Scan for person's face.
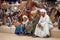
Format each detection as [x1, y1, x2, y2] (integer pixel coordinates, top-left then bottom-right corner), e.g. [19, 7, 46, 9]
[40, 12, 45, 17]
[23, 17, 27, 22]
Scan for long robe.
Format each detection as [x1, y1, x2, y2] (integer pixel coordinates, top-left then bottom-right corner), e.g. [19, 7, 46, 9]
[34, 14, 53, 37]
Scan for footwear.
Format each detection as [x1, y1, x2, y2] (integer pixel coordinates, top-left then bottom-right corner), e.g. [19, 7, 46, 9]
[43, 35, 50, 38]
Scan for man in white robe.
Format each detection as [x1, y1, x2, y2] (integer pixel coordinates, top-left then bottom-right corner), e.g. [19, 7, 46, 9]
[34, 9, 53, 38]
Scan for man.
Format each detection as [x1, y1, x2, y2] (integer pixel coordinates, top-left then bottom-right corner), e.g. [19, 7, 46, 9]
[2, 1, 7, 25]
[34, 9, 53, 38]
[25, 10, 40, 35]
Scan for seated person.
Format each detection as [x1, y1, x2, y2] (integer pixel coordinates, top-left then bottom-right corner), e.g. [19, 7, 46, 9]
[15, 20, 25, 35]
[22, 15, 30, 27]
[15, 15, 29, 35]
[34, 9, 53, 38]
[25, 10, 40, 35]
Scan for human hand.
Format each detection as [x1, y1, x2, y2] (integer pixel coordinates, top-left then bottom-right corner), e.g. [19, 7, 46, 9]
[38, 23, 41, 27]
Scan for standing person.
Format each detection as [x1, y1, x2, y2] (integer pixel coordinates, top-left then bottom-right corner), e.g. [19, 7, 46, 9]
[7, 17, 12, 27]
[2, 1, 7, 25]
[34, 9, 53, 38]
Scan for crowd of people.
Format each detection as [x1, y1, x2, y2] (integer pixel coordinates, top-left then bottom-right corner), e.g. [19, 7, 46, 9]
[0, 0, 55, 38]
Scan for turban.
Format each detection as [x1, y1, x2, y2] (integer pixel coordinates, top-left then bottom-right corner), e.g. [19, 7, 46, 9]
[40, 9, 47, 14]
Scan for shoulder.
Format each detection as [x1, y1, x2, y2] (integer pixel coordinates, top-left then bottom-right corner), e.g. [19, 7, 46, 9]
[45, 15, 50, 18]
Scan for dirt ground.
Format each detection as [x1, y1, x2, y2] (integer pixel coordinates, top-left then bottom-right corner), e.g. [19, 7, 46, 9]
[0, 33, 60, 40]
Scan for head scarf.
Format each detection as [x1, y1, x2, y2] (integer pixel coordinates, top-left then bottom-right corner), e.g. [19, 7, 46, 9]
[22, 15, 28, 19]
[40, 9, 47, 14]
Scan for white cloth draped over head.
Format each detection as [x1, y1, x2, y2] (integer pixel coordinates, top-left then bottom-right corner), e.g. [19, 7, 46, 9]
[40, 9, 47, 14]
[22, 15, 29, 27]
[22, 15, 28, 19]
[34, 9, 53, 37]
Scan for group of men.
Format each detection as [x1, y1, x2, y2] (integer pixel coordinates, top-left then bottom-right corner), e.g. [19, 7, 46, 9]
[15, 9, 53, 38]
[0, 0, 54, 38]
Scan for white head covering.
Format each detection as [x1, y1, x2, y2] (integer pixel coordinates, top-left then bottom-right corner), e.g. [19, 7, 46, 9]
[22, 15, 29, 27]
[40, 9, 47, 14]
[22, 15, 28, 19]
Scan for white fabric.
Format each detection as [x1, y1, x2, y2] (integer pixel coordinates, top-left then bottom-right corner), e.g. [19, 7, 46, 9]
[40, 9, 47, 14]
[22, 15, 29, 27]
[34, 14, 53, 37]
[22, 19, 29, 27]
[22, 15, 28, 19]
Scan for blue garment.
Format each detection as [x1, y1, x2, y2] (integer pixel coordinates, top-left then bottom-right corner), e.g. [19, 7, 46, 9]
[15, 25, 25, 34]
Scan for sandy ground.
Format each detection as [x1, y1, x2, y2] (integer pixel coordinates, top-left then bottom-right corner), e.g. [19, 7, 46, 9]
[0, 33, 60, 40]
